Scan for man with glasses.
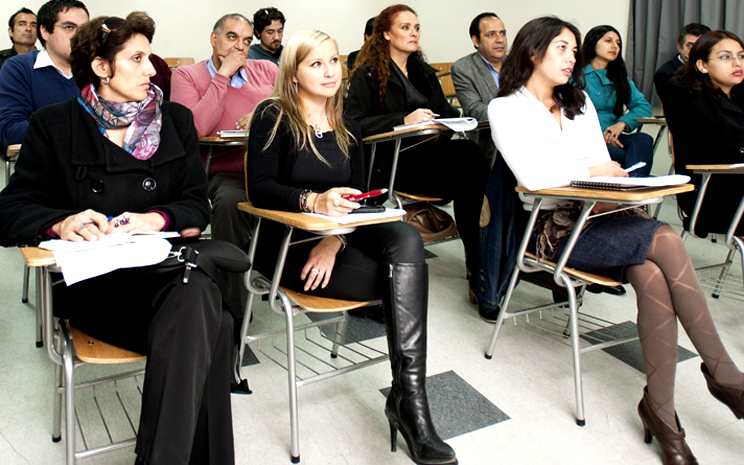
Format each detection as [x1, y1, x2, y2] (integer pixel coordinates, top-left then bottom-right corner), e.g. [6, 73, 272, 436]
[0, 8, 38, 70]
[0, 0, 88, 148]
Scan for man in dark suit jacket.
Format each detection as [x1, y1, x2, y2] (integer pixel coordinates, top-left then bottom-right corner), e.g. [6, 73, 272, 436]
[653, 23, 710, 96]
[451, 12, 507, 164]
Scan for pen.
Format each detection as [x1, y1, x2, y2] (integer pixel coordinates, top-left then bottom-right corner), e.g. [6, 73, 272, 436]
[343, 189, 388, 202]
[625, 162, 646, 173]
[431, 113, 440, 117]
[81, 215, 130, 228]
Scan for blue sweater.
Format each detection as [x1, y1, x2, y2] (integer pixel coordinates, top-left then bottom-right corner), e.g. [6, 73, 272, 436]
[246, 44, 281, 65]
[0, 50, 80, 147]
[583, 64, 651, 132]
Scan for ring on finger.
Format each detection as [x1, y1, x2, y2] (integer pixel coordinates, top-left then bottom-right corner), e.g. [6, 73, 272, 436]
[333, 199, 340, 207]
[311, 268, 320, 275]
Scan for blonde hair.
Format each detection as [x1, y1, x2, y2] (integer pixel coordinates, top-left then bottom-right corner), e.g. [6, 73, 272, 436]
[261, 29, 354, 164]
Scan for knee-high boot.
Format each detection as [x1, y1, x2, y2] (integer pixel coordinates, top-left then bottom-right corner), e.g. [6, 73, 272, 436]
[381, 263, 457, 465]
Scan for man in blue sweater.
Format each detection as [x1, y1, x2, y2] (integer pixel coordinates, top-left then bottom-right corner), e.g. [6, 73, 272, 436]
[0, 0, 88, 148]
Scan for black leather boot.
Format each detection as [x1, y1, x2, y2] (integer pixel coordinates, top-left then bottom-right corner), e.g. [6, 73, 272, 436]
[380, 263, 457, 465]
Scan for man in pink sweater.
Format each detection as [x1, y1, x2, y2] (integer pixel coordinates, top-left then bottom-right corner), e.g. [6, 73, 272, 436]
[172, 13, 277, 315]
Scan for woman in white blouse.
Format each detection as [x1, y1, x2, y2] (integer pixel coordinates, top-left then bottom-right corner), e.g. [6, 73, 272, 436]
[488, 16, 744, 465]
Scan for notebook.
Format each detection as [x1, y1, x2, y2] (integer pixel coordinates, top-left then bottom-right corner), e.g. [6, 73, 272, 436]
[570, 174, 691, 191]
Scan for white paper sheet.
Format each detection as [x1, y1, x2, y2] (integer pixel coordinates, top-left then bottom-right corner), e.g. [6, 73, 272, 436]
[40, 233, 178, 285]
[393, 117, 478, 132]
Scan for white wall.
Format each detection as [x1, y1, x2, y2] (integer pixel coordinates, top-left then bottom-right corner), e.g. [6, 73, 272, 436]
[2, 0, 630, 63]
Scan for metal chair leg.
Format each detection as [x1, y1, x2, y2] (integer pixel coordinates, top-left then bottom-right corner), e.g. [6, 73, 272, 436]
[61, 329, 76, 464]
[283, 294, 301, 464]
[35, 267, 43, 347]
[564, 274, 585, 426]
[711, 248, 736, 299]
[52, 332, 64, 443]
[484, 267, 521, 358]
[22, 264, 30, 303]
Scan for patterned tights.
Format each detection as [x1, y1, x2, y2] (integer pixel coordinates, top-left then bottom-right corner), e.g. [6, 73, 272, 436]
[626, 225, 744, 429]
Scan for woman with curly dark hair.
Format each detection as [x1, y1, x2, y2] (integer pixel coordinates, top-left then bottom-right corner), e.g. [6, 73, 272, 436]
[580, 25, 654, 177]
[345, 4, 489, 315]
[0, 12, 236, 464]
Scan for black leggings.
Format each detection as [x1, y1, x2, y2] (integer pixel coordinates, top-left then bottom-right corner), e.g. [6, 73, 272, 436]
[255, 221, 424, 301]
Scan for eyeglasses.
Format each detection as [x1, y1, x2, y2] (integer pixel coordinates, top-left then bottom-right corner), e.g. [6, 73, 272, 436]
[101, 17, 126, 46]
[708, 53, 744, 65]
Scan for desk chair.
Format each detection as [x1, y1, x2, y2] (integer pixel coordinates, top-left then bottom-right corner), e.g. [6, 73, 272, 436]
[682, 165, 744, 300]
[6, 144, 36, 340]
[484, 183, 693, 425]
[636, 117, 670, 219]
[163, 57, 194, 69]
[198, 136, 247, 175]
[3, 143, 20, 186]
[234, 200, 394, 463]
[22, 247, 146, 464]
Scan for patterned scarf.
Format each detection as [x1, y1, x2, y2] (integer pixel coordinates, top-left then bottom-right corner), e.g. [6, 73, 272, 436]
[79, 83, 163, 160]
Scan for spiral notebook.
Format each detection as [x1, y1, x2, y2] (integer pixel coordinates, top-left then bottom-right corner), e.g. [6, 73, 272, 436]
[570, 174, 691, 191]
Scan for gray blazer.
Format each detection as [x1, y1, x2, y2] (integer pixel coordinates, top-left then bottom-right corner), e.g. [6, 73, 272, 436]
[451, 52, 499, 162]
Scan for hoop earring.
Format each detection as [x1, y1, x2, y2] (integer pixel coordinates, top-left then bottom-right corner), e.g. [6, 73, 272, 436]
[294, 82, 298, 94]
[101, 76, 110, 85]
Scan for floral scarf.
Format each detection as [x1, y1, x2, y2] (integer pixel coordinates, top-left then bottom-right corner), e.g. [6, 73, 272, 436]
[78, 83, 163, 160]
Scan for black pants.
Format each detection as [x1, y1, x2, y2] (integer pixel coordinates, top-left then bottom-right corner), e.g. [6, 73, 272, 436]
[255, 221, 425, 301]
[53, 265, 235, 465]
[394, 138, 489, 276]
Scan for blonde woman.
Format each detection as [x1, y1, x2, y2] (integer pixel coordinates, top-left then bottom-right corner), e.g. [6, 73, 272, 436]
[247, 30, 457, 465]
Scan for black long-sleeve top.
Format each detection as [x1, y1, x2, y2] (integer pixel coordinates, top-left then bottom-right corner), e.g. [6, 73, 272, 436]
[247, 100, 365, 211]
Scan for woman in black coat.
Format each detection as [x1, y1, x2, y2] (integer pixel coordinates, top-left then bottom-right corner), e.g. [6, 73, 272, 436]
[0, 14, 235, 464]
[345, 4, 489, 307]
[660, 30, 744, 237]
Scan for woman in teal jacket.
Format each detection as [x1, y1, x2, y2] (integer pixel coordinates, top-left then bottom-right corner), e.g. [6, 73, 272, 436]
[581, 25, 654, 177]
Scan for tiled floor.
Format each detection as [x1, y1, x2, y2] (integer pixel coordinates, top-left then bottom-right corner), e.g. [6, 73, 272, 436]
[2, 141, 744, 464]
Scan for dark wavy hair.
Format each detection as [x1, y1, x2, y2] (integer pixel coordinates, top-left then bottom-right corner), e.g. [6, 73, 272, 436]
[498, 16, 586, 120]
[37, 0, 88, 47]
[70, 12, 155, 89]
[252, 7, 284, 36]
[678, 30, 744, 99]
[581, 25, 629, 119]
[350, 4, 424, 105]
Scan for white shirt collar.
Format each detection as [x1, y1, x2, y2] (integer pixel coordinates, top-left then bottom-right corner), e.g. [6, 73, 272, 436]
[33, 49, 73, 79]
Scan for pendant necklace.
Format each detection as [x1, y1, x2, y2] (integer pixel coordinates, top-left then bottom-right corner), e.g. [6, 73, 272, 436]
[310, 114, 328, 139]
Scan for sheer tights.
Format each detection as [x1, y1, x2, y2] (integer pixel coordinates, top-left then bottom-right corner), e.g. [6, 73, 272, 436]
[626, 225, 744, 429]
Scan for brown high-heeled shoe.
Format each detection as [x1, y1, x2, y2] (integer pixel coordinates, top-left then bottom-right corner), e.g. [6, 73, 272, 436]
[637, 387, 698, 465]
[701, 363, 744, 420]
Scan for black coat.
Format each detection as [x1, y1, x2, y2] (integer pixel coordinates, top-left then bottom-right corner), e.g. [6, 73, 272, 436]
[660, 81, 744, 236]
[345, 54, 458, 137]
[0, 99, 209, 246]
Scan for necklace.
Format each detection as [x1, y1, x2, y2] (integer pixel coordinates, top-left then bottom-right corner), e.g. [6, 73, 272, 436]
[310, 114, 328, 139]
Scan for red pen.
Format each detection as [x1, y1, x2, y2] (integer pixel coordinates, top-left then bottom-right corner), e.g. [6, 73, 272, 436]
[343, 188, 388, 202]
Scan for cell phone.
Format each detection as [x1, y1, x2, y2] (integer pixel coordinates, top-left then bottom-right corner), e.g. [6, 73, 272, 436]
[343, 188, 388, 202]
[349, 205, 386, 214]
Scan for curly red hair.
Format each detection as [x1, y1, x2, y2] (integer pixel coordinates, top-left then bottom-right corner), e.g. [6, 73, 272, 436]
[350, 4, 423, 105]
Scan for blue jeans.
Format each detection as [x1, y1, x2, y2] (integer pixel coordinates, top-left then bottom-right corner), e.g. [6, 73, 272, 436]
[607, 132, 654, 177]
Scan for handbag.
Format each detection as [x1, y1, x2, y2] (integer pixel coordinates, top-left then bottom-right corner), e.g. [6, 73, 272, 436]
[403, 202, 458, 242]
[163, 238, 251, 286]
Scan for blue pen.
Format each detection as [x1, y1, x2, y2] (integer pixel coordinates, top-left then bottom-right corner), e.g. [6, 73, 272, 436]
[625, 162, 647, 173]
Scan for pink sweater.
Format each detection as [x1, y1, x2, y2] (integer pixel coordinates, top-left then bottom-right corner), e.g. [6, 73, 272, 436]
[171, 59, 277, 174]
